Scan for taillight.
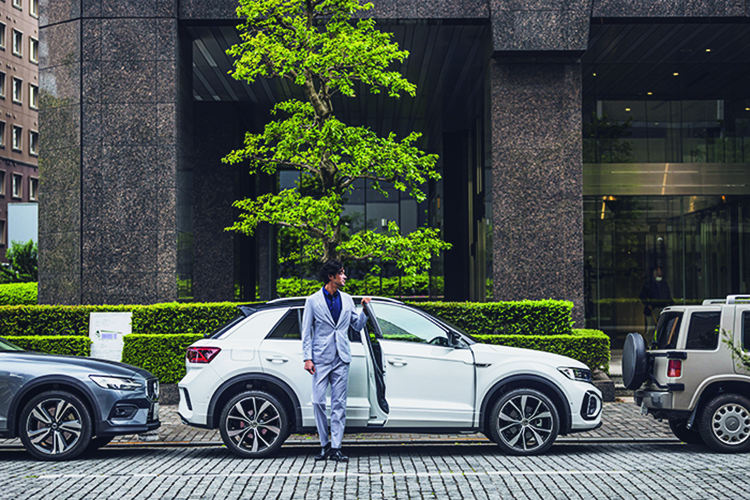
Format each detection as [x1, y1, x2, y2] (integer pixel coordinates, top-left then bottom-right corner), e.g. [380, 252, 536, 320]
[668, 359, 682, 378]
[187, 347, 221, 363]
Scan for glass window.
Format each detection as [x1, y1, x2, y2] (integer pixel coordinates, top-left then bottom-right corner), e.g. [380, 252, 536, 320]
[12, 29, 21, 56]
[266, 310, 301, 339]
[0, 122, 4, 147]
[12, 77, 21, 103]
[742, 311, 750, 351]
[685, 311, 721, 350]
[28, 83, 37, 109]
[12, 173, 21, 198]
[0, 171, 5, 194]
[29, 177, 37, 201]
[370, 303, 448, 345]
[655, 311, 683, 350]
[28, 130, 37, 156]
[0, 335, 21, 352]
[12, 0, 21, 9]
[30, 0, 38, 18]
[0, 72, 5, 98]
[0, 220, 5, 245]
[11, 125, 21, 151]
[29, 37, 37, 63]
[0, 23, 6, 49]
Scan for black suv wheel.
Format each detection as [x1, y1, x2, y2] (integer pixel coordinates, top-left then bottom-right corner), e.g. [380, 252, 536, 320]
[219, 390, 289, 458]
[699, 393, 750, 453]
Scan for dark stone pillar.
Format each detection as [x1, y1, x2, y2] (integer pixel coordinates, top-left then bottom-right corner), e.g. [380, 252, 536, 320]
[490, 57, 584, 323]
[39, 1, 187, 304]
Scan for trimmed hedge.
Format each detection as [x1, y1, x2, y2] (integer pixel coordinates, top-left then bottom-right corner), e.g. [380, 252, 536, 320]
[122, 334, 204, 384]
[411, 300, 575, 336]
[474, 329, 610, 371]
[3, 335, 92, 356]
[0, 282, 38, 305]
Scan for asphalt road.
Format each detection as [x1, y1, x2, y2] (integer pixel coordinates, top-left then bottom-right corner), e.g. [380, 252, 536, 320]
[2, 442, 749, 499]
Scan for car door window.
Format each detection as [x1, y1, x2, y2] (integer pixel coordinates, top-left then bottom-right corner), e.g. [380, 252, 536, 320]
[266, 310, 301, 339]
[370, 303, 449, 345]
[744, 311, 750, 351]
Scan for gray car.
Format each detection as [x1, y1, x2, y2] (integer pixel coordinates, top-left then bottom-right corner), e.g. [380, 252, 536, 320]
[0, 336, 160, 460]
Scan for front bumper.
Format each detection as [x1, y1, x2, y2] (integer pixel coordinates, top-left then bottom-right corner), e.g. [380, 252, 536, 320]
[94, 380, 161, 437]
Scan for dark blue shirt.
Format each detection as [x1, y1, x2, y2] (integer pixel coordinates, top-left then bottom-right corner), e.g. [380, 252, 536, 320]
[322, 287, 342, 325]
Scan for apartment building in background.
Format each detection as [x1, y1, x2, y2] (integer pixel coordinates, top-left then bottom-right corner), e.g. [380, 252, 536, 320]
[0, 0, 39, 260]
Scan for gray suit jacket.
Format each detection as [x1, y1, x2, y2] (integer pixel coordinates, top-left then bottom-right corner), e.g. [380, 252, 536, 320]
[301, 288, 367, 365]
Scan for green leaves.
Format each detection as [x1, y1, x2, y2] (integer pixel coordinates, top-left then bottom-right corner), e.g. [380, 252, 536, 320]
[224, 0, 448, 272]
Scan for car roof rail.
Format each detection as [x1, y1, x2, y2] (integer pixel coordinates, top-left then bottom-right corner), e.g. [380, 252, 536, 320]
[702, 298, 727, 305]
[727, 295, 750, 304]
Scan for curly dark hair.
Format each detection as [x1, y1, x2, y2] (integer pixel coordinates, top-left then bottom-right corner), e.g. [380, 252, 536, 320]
[319, 260, 343, 284]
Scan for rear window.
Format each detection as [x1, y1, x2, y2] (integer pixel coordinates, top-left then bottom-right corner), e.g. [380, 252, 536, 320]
[267, 310, 301, 340]
[655, 311, 683, 349]
[685, 311, 721, 350]
[743, 311, 750, 351]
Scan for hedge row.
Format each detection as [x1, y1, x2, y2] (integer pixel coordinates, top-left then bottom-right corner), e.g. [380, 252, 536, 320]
[411, 300, 574, 336]
[474, 329, 610, 371]
[0, 282, 38, 305]
[0, 303, 258, 337]
[3, 335, 91, 356]
[122, 334, 204, 384]
[0, 300, 573, 338]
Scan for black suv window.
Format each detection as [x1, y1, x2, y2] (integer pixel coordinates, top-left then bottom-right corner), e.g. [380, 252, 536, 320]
[655, 311, 683, 349]
[267, 310, 301, 340]
[743, 311, 750, 351]
[685, 311, 721, 350]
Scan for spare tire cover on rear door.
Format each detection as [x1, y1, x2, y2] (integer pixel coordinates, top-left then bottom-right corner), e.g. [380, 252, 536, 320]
[622, 333, 649, 390]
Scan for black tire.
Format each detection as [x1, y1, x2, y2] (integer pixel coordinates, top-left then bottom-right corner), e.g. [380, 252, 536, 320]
[698, 393, 750, 453]
[19, 390, 92, 461]
[622, 333, 649, 390]
[488, 388, 559, 456]
[668, 419, 703, 444]
[219, 390, 289, 458]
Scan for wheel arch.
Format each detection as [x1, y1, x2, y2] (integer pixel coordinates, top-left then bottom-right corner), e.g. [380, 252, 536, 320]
[479, 374, 572, 435]
[692, 380, 750, 417]
[207, 373, 302, 431]
[9, 376, 101, 438]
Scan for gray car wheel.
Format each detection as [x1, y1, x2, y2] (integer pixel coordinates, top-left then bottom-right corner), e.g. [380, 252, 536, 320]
[699, 393, 750, 453]
[489, 388, 559, 455]
[219, 390, 288, 458]
[19, 390, 92, 461]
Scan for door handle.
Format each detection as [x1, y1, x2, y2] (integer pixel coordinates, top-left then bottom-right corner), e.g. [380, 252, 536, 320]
[265, 356, 289, 363]
[387, 358, 407, 367]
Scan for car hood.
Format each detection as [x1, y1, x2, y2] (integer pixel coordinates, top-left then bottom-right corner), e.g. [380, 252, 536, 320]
[471, 342, 589, 369]
[4, 351, 154, 379]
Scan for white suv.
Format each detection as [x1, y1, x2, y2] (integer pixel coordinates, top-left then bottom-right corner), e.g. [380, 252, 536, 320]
[178, 298, 602, 457]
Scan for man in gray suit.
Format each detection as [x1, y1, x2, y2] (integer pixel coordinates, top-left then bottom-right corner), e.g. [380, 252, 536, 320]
[302, 260, 370, 462]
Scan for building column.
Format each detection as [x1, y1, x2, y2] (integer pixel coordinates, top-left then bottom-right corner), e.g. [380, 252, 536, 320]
[490, 56, 584, 322]
[39, 1, 188, 304]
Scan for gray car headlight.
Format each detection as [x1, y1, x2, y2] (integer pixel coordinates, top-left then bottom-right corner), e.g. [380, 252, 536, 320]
[557, 367, 593, 383]
[90, 375, 143, 391]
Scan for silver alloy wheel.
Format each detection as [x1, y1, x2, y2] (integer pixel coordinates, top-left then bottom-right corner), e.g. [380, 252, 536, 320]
[25, 397, 84, 456]
[225, 395, 282, 454]
[710, 403, 750, 445]
[496, 394, 555, 453]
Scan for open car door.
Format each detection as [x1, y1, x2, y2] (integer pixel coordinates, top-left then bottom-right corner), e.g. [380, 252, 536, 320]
[362, 303, 389, 426]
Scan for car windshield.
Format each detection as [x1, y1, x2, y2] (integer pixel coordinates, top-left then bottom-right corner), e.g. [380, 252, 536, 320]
[0, 336, 24, 352]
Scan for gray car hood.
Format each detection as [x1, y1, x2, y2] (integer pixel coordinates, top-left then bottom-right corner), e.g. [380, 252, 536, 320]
[4, 351, 152, 379]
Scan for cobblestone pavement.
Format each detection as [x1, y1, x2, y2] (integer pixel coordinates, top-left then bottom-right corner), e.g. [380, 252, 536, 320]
[0, 399, 675, 449]
[1, 442, 749, 499]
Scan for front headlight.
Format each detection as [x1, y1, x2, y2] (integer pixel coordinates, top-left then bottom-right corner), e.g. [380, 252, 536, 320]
[90, 375, 143, 391]
[557, 367, 593, 383]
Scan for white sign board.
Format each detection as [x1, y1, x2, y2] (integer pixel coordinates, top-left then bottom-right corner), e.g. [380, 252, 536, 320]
[89, 312, 132, 362]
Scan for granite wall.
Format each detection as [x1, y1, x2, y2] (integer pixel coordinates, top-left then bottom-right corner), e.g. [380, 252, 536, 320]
[39, 0, 189, 304]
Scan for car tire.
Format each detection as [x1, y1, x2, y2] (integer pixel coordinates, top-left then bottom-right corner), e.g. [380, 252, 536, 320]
[219, 390, 289, 458]
[668, 419, 703, 444]
[698, 393, 750, 453]
[488, 388, 560, 456]
[19, 390, 92, 461]
[622, 333, 649, 390]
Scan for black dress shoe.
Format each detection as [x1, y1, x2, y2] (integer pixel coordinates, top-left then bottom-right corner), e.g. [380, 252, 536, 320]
[329, 448, 348, 462]
[314, 444, 331, 461]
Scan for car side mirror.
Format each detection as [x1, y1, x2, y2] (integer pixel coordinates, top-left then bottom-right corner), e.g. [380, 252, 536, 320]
[449, 331, 467, 349]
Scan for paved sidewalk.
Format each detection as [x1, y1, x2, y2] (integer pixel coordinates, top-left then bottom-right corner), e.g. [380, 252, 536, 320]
[0, 398, 676, 449]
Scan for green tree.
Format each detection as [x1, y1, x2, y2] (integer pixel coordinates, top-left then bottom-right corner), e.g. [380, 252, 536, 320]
[223, 0, 450, 275]
[2, 240, 38, 283]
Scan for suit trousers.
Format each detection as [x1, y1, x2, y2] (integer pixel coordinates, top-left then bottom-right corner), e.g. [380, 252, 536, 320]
[311, 353, 349, 449]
